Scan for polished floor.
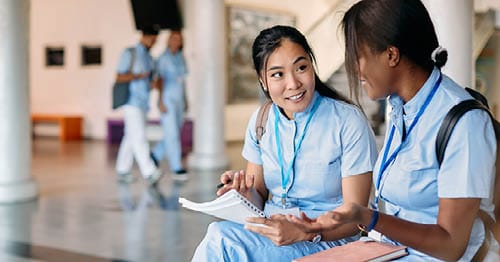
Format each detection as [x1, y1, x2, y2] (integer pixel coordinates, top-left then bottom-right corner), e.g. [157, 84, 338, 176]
[2, 138, 500, 262]
[0, 138, 247, 262]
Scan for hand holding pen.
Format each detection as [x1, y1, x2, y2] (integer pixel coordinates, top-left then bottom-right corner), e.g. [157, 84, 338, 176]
[216, 170, 255, 197]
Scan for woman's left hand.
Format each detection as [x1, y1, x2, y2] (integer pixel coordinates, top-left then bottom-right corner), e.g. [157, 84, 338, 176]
[245, 214, 314, 246]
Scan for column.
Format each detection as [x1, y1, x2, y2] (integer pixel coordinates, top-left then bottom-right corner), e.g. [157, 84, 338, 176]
[426, 0, 474, 88]
[185, 0, 229, 170]
[492, 32, 500, 118]
[0, 0, 37, 202]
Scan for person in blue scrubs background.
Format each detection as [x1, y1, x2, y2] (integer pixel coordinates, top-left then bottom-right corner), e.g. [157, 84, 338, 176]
[115, 26, 163, 186]
[291, 0, 500, 261]
[191, 25, 378, 261]
[151, 30, 189, 181]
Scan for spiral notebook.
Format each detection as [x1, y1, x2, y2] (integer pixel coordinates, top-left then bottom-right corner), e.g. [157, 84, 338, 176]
[179, 189, 266, 225]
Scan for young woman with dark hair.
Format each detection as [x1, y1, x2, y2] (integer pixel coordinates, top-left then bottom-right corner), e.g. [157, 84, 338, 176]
[191, 25, 377, 261]
[291, 0, 500, 260]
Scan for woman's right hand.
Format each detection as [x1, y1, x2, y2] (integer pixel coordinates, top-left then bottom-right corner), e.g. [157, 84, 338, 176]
[288, 202, 364, 233]
[158, 102, 167, 113]
[216, 170, 255, 197]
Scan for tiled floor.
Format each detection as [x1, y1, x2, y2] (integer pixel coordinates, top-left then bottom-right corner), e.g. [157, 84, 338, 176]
[0, 138, 247, 262]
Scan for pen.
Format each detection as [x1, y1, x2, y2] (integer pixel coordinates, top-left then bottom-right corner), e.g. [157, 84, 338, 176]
[216, 180, 232, 189]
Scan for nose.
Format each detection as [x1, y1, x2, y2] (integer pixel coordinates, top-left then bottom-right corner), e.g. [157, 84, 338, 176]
[286, 73, 301, 90]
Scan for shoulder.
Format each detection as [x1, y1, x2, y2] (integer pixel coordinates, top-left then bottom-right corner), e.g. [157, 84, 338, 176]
[438, 75, 472, 104]
[248, 103, 270, 127]
[438, 75, 490, 117]
[319, 96, 366, 122]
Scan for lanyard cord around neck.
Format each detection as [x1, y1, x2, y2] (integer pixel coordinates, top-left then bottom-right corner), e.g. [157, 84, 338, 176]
[373, 74, 442, 209]
[274, 96, 322, 207]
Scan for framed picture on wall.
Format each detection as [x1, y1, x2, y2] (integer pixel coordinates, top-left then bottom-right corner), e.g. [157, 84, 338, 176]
[45, 47, 65, 67]
[81, 45, 102, 66]
[227, 6, 295, 104]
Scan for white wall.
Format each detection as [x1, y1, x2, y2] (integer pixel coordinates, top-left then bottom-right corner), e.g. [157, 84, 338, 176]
[30, 0, 344, 141]
[31, 0, 167, 140]
[220, 0, 345, 141]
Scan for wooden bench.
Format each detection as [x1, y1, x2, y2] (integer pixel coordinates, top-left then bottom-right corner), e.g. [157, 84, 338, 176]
[31, 114, 83, 141]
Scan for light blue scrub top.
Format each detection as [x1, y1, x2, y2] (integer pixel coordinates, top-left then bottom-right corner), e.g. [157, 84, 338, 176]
[375, 68, 497, 261]
[116, 43, 155, 112]
[156, 49, 187, 103]
[242, 92, 378, 218]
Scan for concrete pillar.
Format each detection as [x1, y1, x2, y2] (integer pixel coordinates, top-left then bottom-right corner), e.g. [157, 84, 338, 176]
[186, 0, 229, 170]
[0, 0, 37, 202]
[426, 0, 474, 88]
[492, 32, 500, 118]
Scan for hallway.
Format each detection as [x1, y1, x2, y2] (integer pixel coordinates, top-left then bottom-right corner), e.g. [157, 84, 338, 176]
[0, 138, 246, 262]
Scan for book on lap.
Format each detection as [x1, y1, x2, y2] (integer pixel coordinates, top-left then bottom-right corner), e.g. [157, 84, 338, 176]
[179, 189, 266, 225]
[293, 237, 408, 262]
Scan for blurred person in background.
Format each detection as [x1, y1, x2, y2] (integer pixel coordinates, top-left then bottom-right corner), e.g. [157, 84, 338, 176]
[115, 25, 163, 186]
[151, 30, 189, 181]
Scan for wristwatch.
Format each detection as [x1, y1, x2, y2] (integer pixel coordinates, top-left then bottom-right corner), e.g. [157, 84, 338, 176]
[309, 233, 322, 243]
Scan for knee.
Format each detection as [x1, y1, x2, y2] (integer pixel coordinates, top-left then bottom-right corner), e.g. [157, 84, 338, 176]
[205, 221, 228, 239]
[202, 221, 242, 244]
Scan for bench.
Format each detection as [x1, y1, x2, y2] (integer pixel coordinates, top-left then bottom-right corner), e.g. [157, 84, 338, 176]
[107, 118, 193, 156]
[31, 114, 83, 142]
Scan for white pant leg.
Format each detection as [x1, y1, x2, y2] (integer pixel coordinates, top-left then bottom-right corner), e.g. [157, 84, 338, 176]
[116, 115, 133, 174]
[117, 105, 157, 178]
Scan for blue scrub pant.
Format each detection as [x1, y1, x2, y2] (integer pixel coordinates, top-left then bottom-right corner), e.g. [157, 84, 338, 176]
[152, 99, 184, 172]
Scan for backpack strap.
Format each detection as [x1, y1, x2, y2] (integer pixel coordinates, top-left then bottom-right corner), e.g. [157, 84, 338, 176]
[435, 99, 490, 166]
[435, 98, 499, 258]
[255, 100, 272, 145]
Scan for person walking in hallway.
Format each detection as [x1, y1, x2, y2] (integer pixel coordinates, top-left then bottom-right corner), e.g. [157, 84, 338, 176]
[115, 26, 163, 186]
[151, 30, 189, 181]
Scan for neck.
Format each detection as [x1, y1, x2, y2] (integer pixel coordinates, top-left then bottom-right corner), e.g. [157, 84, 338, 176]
[281, 108, 294, 120]
[139, 40, 150, 50]
[394, 65, 431, 103]
[169, 47, 179, 54]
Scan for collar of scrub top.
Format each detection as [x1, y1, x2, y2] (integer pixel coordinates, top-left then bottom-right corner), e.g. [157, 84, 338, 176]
[274, 91, 322, 209]
[373, 71, 442, 210]
[136, 42, 149, 54]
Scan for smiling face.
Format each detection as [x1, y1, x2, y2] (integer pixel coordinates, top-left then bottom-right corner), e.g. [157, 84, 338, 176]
[357, 44, 396, 100]
[260, 39, 315, 119]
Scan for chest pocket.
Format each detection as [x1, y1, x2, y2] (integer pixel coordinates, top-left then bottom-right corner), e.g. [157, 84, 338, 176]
[294, 158, 342, 200]
[383, 162, 438, 211]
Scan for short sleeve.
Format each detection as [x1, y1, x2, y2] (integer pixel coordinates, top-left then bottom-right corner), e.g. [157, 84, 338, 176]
[241, 108, 263, 165]
[438, 109, 496, 198]
[340, 108, 378, 177]
[116, 49, 132, 74]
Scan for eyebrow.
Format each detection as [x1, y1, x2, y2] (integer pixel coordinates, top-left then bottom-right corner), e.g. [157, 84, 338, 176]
[267, 56, 307, 71]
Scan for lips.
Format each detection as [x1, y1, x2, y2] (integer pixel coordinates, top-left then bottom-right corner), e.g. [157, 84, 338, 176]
[287, 91, 305, 101]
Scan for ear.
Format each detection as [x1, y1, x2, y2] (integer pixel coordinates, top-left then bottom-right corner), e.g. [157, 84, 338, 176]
[387, 46, 400, 67]
[259, 79, 268, 91]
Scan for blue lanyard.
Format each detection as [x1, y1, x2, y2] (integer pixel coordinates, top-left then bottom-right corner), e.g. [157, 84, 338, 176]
[274, 96, 322, 208]
[373, 74, 442, 209]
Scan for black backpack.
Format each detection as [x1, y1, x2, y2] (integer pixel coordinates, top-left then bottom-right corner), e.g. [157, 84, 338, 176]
[435, 87, 500, 241]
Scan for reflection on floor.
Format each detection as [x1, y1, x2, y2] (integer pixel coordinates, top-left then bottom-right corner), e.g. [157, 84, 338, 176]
[2, 138, 499, 261]
[0, 138, 246, 262]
